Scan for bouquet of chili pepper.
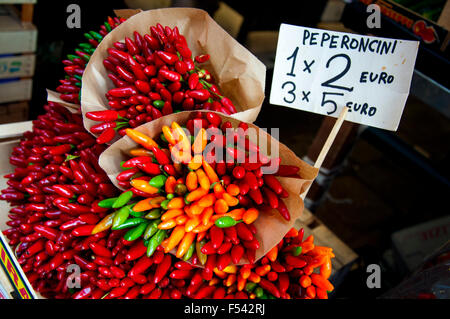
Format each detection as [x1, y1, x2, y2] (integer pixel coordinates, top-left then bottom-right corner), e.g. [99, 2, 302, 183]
[56, 16, 126, 105]
[1, 102, 121, 298]
[85, 23, 239, 144]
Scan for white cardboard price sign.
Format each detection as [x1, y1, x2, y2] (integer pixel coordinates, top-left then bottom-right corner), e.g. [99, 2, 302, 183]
[270, 24, 419, 131]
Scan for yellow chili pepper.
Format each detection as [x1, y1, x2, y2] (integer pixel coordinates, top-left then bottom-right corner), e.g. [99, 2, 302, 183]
[130, 179, 159, 194]
[188, 154, 203, 171]
[125, 128, 158, 149]
[171, 122, 191, 151]
[161, 209, 184, 221]
[192, 128, 207, 153]
[185, 215, 201, 232]
[92, 212, 115, 234]
[195, 168, 210, 190]
[162, 125, 177, 145]
[167, 197, 185, 209]
[202, 158, 219, 183]
[164, 225, 185, 253]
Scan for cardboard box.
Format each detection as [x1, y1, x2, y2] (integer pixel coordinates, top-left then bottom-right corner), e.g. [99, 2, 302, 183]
[0, 6, 37, 54]
[0, 54, 35, 79]
[0, 101, 29, 124]
[392, 215, 450, 272]
[0, 78, 32, 104]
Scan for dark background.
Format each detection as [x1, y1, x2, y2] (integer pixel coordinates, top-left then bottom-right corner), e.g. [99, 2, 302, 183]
[21, 0, 450, 298]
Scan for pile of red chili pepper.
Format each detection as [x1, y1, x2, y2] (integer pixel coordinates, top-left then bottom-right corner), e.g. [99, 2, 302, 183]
[57, 16, 126, 104]
[86, 23, 238, 144]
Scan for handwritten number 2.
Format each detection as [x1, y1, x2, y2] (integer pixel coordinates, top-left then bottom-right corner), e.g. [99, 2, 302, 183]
[282, 81, 296, 104]
[321, 54, 354, 92]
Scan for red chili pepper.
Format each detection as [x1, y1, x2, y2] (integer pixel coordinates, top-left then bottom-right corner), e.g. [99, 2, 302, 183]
[262, 174, 283, 194]
[158, 69, 181, 82]
[125, 241, 147, 261]
[189, 89, 210, 101]
[129, 256, 154, 277]
[202, 254, 216, 281]
[248, 188, 263, 205]
[34, 225, 59, 241]
[262, 186, 279, 209]
[276, 198, 291, 221]
[194, 285, 215, 299]
[154, 254, 171, 284]
[210, 226, 224, 249]
[236, 223, 253, 241]
[156, 51, 178, 65]
[285, 255, 307, 268]
[259, 278, 281, 298]
[86, 110, 119, 122]
[216, 253, 232, 271]
[109, 86, 138, 98]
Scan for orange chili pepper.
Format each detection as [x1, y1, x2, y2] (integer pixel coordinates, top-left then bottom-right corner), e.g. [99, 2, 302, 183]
[213, 268, 227, 279]
[255, 265, 271, 277]
[320, 255, 332, 280]
[224, 274, 236, 287]
[223, 265, 237, 274]
[299, 275, 312, 288]
[305, 235, 314, 243]
[186, 171, 198, 191]
[310, 274, 334, 292]
[195, 168, 210, 190]
[167, 197, 185, 209]
[225, 208, 245, 221]
[266, 245, 278, 262]
[149, 196, 165, 207]
[130, 179, 159, 194]
[226, 184, 240, 196]
[237, 275, 246, 291]
[176, 232, 195, 258]
[165, 176, 177, 194]
[201, 207, 214, 226]
[309, 246, 333, 257]
[198, 193, 216, 208]
[300, 241, 314, 254]
[160, 238, 169, 251]
[248, 272, 260, 284]
[171, 122, 190, 151]
[186, 188, 208, 202]
[175, 215, 188, 225]
[129, 148, 153, 157]
[222, 192, 239, 206]
[213, 182, 225, 198]
[161, 209, 184, 221]
[196, 231, 207, 242]
[209, 278, 220, 286]
[170, 145, 191, 164]
[202, 158, 219, 183]
[125, 128, 158, 149]
[303, 265, 314, 276]
[306, 286, 316, 299]
[192, 221, 214, 233]
[188, 154, 203, 170]
[316, 287, 328, 299]
[185, 215, 201, 232]
[190, 202, 204, 216]
[92, 212, 114, 234]
[192, 128, 207, 153]
[133, 198, 153, 212]
[164, 225, 185, 253]
[309, 255, 327, 268]
[226, 286, 236, 295]
[214, 199, 228, 214]
[162, 125, 177, 145]
[285, 227, 298, 238]
[158, 219, 177, 230]
[240, 267, 251, 279]
[242, 208, 259, 224]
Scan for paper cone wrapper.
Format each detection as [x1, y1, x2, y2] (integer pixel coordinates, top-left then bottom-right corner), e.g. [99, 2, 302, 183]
[81, 8, 266, 143]
[98, 111, 318, 264]
[47, 89, 81, 111]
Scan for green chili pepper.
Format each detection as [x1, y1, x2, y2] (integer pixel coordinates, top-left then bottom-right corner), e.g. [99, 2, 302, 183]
[113, 218, 146, 230]
[245, 282, 257, 292]
[120, 161, 134, 170]
[79, 43, 92, 50]
[147, 229, 166, 257]
[124, 222, 149, 241]
[89, 30, 103, 42]
[104, 22, 112, 32]
[174, 184, 187, 196]
[145, 208, 161, 219]
[143, 219, 160, 240]
[67, 54, 78, 61]
[112, 191, 133, 209]
[129, 208, 146, 218]
[292, 246, 302, 256]
[84, 33, 93, 40]
[215, 216, 242, 228]
[160, 133, 168, 143]
[149, 175, 167, 189]
[255, 287, 264, 298]
[196, 240, 208, 265]
[98, 197, 118, 208]
[190, 135, 195, 144]
[143, 238, 150, 247]
[166, 193, 175, 200]
[112, 205, 132, 229]
[182, 242, 196, 261]
[153, 100, 165, 109]
[268, 294, 275, 299]
[160, 199, 170, 210]
[210, 182, 218, 190]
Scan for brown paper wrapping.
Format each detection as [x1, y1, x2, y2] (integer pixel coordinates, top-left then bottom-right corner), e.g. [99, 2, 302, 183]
[81, 8, 266, 143]
[98, 111, 318, 264]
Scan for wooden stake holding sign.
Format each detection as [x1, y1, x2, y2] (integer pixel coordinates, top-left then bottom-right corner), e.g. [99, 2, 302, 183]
[270, 24, 420, 200]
